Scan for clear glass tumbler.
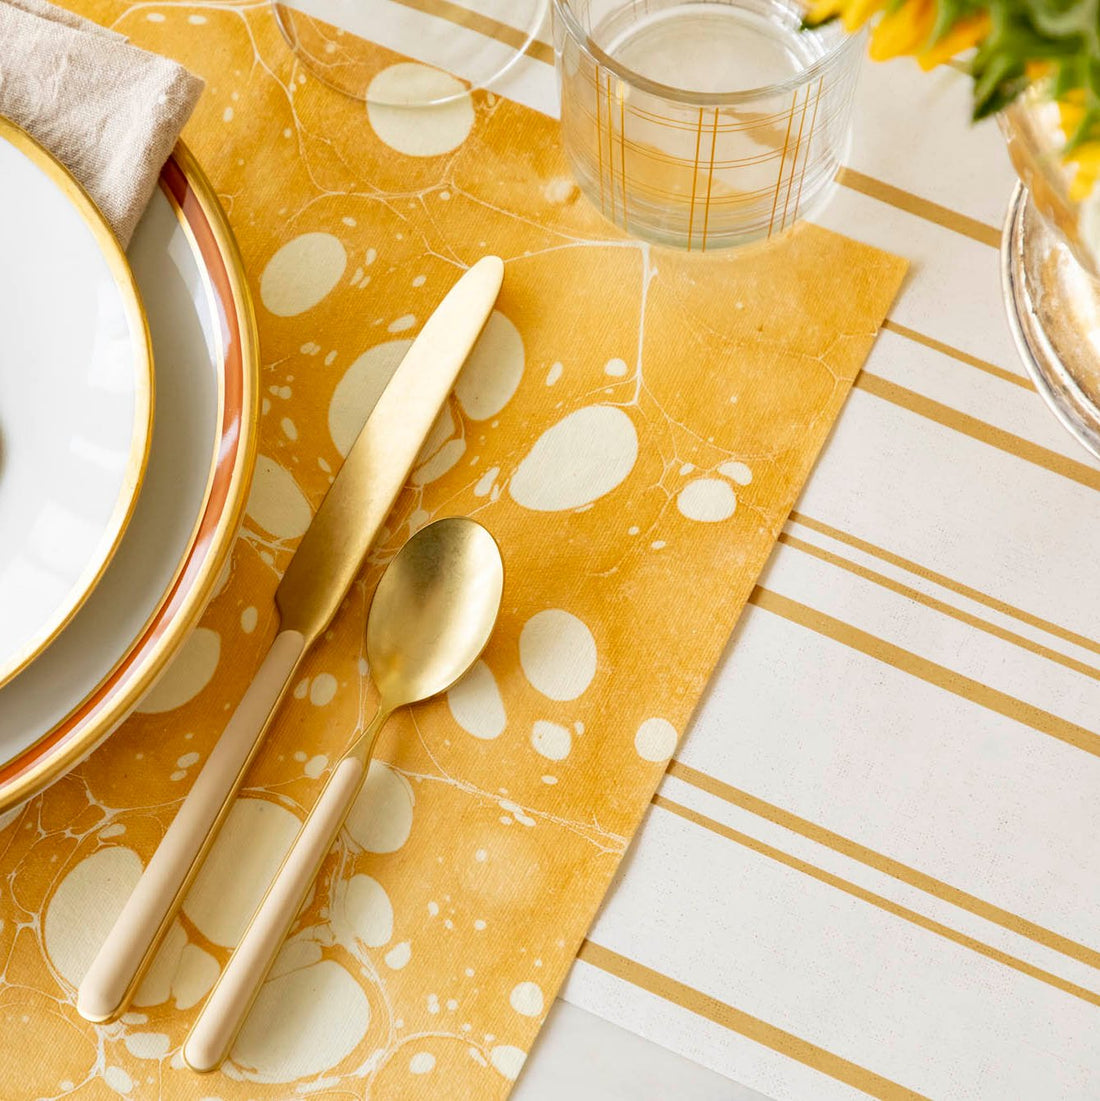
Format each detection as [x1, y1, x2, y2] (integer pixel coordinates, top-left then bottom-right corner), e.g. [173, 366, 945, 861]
[552, 0, 863, 249]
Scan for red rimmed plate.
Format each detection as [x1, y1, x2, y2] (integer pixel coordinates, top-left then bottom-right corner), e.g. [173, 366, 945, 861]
[0, 143, 260, 809]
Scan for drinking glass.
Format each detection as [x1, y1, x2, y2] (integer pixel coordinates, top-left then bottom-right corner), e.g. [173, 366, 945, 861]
[552, 0, 863, 249]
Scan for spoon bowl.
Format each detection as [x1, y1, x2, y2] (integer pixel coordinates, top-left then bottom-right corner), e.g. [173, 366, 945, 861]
[368, 516, 504, 711]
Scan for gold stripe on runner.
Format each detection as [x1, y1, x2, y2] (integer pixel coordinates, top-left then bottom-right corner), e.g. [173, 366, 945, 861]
[789, 511, 1100, 659]
[856, 372, 1100, 493]
[836, 166, 1001, 248]
[665, 759, 1100, 972]
[778, 532, 1100, 683]
[577, 939, 931, 1101]
[881, 319, 1035, 391]
[651, 795, 1100, 1009]
[749, 587, 1100, 759]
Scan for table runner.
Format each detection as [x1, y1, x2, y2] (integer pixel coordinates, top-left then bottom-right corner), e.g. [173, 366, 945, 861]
[0, 3, 904, 1097]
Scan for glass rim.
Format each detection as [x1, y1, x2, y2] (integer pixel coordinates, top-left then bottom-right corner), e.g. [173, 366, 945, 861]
[551, 0, 864, 106]
[272, 0, 550, 106]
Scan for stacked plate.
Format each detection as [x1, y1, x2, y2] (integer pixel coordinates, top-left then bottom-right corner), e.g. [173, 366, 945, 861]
[0, 119, 259, 811]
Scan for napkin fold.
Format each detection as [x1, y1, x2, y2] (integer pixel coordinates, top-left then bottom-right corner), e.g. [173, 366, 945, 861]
[0, 0, 203, 245]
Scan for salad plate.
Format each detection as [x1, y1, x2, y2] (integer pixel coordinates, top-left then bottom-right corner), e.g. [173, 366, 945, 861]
[0, 118, 154, 689]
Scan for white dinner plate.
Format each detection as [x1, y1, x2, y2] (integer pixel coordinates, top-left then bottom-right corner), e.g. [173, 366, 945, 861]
[0, 119, 153, 688]
[0, 143, 259, 807]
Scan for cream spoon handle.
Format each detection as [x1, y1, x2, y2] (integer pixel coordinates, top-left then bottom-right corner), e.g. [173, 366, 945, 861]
[184, 710, 388, 1073]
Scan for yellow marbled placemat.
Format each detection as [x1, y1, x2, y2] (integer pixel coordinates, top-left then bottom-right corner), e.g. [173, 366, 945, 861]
[0, 4, 906, 1097]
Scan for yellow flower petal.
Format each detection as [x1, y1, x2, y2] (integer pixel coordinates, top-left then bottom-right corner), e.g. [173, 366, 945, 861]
[917, 12, 990, 69]
[840, 0, 887, 32]
[870, 0, 934, 62]
[805, 0, 844, 23]
[1069, 157, 1099, 202]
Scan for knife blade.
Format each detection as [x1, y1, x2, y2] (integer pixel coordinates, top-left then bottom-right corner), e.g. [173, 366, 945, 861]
[76, 255, 504, 1024]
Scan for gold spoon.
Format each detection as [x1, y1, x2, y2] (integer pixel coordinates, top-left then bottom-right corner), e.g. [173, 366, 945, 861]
[183, 516, 504, 1073]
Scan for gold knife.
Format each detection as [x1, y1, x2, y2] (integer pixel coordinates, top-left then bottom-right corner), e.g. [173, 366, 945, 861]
[77, 255, 505, 1023]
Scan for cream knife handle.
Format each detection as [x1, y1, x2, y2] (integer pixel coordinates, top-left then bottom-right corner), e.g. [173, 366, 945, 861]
[76, 630, 306, 1024]
[184, 755, 367, 1073]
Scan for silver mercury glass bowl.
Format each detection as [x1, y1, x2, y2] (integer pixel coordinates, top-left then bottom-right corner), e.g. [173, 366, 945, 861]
[1000, 90, 1100, 459]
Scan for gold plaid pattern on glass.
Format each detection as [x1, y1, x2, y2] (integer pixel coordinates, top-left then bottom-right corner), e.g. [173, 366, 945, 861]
[554, 0, 863, 249]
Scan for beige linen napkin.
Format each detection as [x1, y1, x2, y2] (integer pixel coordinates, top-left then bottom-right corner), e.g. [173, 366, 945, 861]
[0, 0, 203, 245]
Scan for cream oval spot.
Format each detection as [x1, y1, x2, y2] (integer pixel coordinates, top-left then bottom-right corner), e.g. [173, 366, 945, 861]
[304, 754, 328, 778]
[231, 961, 369, 1083]
[104, 1067, 133, 1093]
[509, 981, 544, 1017]
[455, 311, 524, 420]
[544, 177, 578, 203]
[410, 1052, 436, 1074]
[310, 673, 338, 706]
[490, 1045, 526, 1080]
[676, 478, 737, 522]
[183, 798, 301, 947]
[447, 660, 506, 740]
[604, 357, 628, 376]
[388, 314, 416, 333]
[334, 874, 393, 949]
[635, 717, 677, 761]
[328, 339, 412, 456]
[718, 460, 752, 485]
[344, 761, 414, 852]
[385, 941, 411, 969]
[246, 456, 312, 539]
[367, 64, 474, 156]
[530, 720, 571, 761]
[520, 610, 596, 701]
[412, 437, 466, 485]
[260, 232, 347, 317]
[124, 1032, 170, 1059]
[46, 848, 143, 986]
[509, 405, 637, 511]
[473, 466, 500, 497]
[269, 934, 323, 980]
[173, 944, 220, 1010]
[240, 606, 258, 633]
[417, 405, 455, 465]
[135, 627, 220, 714]
[133, 921, 187, 1007]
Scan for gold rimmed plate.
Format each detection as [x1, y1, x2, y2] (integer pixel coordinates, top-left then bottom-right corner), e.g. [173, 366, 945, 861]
[0, 117, 154, 688]
[0, 142, 260, 808]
